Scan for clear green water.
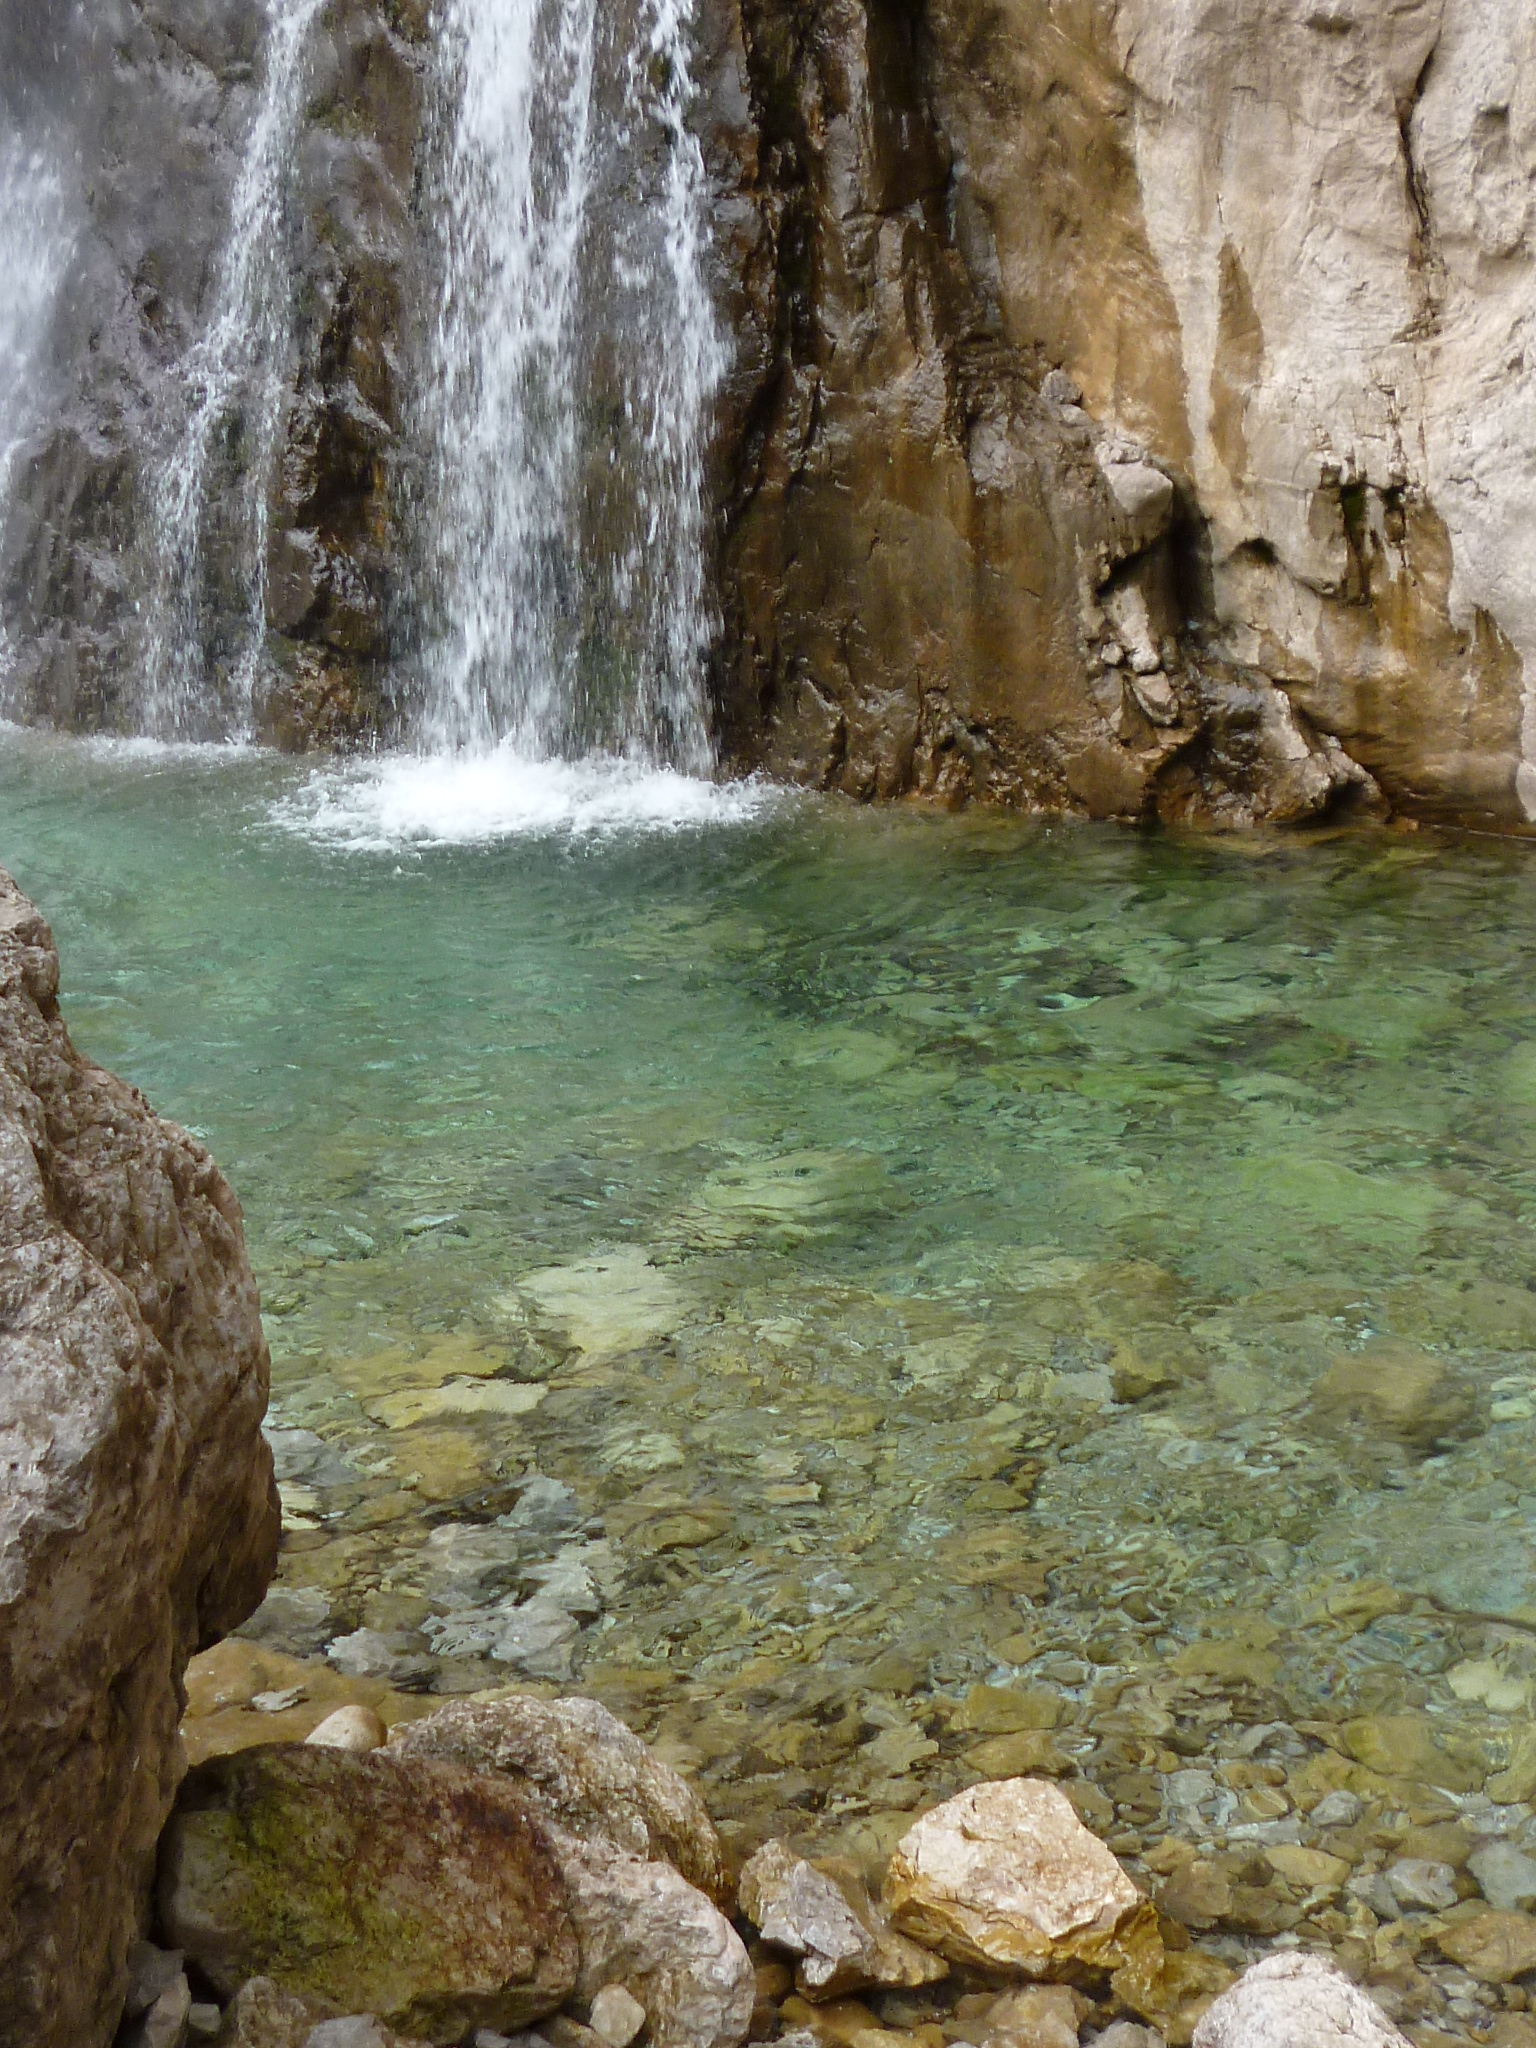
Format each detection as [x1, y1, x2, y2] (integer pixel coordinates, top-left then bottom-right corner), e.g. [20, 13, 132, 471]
[8, 732, 1536, 1940]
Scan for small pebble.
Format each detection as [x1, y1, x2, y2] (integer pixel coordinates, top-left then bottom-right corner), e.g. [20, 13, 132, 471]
[187, 2007, 222, 2042]
[1311, 1791, 1364, 1829]
[588, 1985, 647, 2048]
[1387, 1857, 1459, 1912]
[305, 1704, 388, 1753]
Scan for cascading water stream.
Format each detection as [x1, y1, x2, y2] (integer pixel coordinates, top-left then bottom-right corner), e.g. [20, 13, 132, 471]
[0, 137, 71, 701]
[138, 0, 324, 740]
[418, 0, 726, 769]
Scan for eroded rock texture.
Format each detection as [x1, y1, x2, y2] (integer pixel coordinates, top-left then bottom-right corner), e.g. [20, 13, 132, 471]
[710, 0, 1536, 824]
[0, 870, 280, 2048]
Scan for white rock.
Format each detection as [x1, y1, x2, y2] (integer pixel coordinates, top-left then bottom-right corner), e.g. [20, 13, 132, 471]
[587, 1985, 647, 2048]
[882, 1779, 1158, 1979]
[1471, 1840, 1536, 1912]
[1104, 459, 1177, 528]
[738, 1840, 946, 1999]
[1192, 1954, 1409, 2048]
[306, 1705, 389, 1753]
[739, 1841, 869, 1991]
[554, 1834, 753, 2048]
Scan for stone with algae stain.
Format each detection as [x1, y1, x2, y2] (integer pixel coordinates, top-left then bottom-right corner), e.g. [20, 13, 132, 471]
[157, 1745, 578, 2043]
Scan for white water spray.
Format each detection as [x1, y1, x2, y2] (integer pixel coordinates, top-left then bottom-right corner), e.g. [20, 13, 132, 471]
[139, 0, 324, 739]
[419, 0, 726, 766]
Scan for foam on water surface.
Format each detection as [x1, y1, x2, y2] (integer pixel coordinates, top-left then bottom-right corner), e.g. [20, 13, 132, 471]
[267, 746, 777, 848]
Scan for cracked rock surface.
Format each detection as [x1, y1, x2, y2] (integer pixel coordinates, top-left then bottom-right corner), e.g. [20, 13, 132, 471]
[0, 868, 280, 2048]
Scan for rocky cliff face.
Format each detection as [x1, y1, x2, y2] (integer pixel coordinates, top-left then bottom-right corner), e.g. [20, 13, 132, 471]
[708, 0, 1536, 825]
[0, 0, 427, 746]
[0, 871, 280, 2048]
[1, 0, 1531, 825]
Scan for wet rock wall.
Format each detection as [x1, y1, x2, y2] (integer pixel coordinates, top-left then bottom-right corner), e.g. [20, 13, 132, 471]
[0, 0, 427, 746]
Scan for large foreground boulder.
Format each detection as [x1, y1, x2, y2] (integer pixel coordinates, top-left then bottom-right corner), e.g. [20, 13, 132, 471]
[390, 1697, 752, 2048]
[388, 1693, 727, 1901]
[157, 1745, 580, 2041]
[0, 870, 280, 2048]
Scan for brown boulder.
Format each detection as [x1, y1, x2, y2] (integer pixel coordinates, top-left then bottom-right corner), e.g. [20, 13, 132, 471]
[388, 1694, 727, 1901]
[0, 870, 279, 2048]
[157, 1745, 579, 2042]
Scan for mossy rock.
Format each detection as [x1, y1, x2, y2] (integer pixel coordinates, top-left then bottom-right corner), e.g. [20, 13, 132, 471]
[157, 1745, 578, 2043]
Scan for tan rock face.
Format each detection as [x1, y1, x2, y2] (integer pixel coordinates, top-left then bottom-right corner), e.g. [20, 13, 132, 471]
[710, 0, 1536, 830]
[881, 1778, 1159, 1982]
[386, 1693, 727, 1901]
[156, 1745, 579, 2042]
[0, 869, 280, 2048]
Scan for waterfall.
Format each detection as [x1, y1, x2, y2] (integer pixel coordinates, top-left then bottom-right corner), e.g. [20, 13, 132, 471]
[138, 0, 324, 740]
[0, 137, 71, 700]
[418, 0, 725, 768]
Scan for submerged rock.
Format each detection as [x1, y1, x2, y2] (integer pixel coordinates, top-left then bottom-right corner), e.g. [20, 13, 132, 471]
[156, 1745, 579, 2041]
[1191, 1954, 1408, 2048]
[1435, 1909, 1536, 1984]
[0, 871, 279, 2048]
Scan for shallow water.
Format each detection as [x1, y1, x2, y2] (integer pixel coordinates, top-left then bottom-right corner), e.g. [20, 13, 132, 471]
[7, 733, 1536, 1985]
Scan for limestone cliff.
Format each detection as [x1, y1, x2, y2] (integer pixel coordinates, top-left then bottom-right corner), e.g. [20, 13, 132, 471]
[709, 0, 1535, 824]
[0, 872, 280, 2048]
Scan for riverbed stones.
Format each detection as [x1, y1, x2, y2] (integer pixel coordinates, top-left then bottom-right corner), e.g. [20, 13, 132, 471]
[0, 871, 280, 2048]
[387, 1695, 726, 1900]
[1191, 1954, 1409, 2048]
[1435, 1910, 1536, 1983]
[1311, 1342, 1472, 1452]
[740, 1840, 947, 1999]
[156, 1746, 579, 2041]
[882, 1779, 1162, 1992]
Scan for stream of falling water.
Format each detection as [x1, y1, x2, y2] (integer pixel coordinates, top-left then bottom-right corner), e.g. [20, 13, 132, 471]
[0, 136, 71, 700]
[417, 0, 725, 766]
[137, 0, 325, 740]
